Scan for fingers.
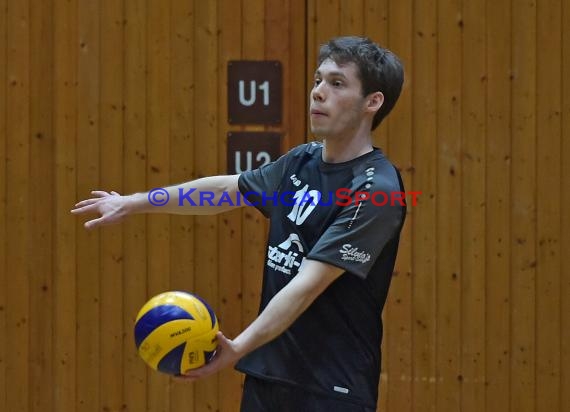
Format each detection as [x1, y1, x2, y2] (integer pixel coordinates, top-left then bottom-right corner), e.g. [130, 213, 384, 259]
[84, 216, 106, 230]
[71, 190, 121, 214]
[71, 199, 106, 215]
[91, 190, 113, 197]
[72, 198, 101, 209]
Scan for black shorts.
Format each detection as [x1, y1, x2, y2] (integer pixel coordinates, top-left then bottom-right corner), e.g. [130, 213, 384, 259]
[240, 375, 376, 412]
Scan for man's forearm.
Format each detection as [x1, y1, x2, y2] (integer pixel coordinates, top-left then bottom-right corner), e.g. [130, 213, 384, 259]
[125, 175, 242, 216]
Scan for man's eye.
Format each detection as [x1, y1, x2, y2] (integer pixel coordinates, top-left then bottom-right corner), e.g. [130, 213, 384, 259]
[314, 79, 322, 86]
[333, 81, 343, 87]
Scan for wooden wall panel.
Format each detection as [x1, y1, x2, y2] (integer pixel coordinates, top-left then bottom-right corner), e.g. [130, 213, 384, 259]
[461, 0, 486, 410]
[411, 0, 438, 410]
[536, 1, 562, 411]
[562, 2, 570, 410]
[436, 1, 463, 410]
[511, 2, 537, 412]
[0, 1, 568, 411]
[0, 0, 6, 407]
[384, 0, 413, 410]
[29, 1, 54, 411]
[6, 2, 30, 412]
[53, 0, 78, 410]
[485, 1, 511, 411]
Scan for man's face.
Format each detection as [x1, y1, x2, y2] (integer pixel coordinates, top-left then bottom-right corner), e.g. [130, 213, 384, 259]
[309, 59, 368, 138]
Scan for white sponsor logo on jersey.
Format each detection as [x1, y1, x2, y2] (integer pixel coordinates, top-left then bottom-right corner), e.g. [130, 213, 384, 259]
[339, 244, 371, 263]
[267, 233, 304, 275]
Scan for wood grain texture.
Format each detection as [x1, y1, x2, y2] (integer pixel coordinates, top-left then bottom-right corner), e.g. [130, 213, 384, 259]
[511, 2, 537, 411]
[76, 1, 101, 410]
[29, 1, 54, 411]
[410, 0, 438, 410]
[461, 0, 486, 410]
[53, 0, 78, 410]
[384, 0, 413, 410]
[0, 0, 6, 408]
[485, 0, 511, 411]
[436, 1, 462, 410]
[6, 1, 30, 411]
[562, 2, 570, 411]
[536, 0, 562, 411]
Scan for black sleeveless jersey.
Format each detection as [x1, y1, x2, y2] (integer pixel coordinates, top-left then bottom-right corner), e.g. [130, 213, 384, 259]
[235, 142, 406, 408]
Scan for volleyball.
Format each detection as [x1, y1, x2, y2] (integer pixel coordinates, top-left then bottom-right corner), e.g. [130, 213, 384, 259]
[134, 291, 219, 375]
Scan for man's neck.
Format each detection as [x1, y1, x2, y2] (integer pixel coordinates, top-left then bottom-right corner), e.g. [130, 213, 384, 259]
[321, 133, 374, 163]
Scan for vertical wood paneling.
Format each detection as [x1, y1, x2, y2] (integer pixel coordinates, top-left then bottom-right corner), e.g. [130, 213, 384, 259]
[146, 0, 171, 409]
[0, 0, 6, 408]
[562, 2, 570, 410]
[536, 0, 561, 410]
[411, 0, 437, 410]
[53, 0, 78, 409]
[217, 0, 243, 409]
[436, 2, 462, 412]
[169, 0, 196, 409]
[193, 1, 219, 411]
[99, 0, 124, 411]
[122, 0, 148, 410]
[340, 0, 364, 35]
[384, 0, 413, 410]
[485, 0, 511, 410]
[5, 1, 30, 411]
[76, 1, 101, 410]
[510, 1, 537, 411]
[29, 1, 54, 411]
[461, 0, 486, 411]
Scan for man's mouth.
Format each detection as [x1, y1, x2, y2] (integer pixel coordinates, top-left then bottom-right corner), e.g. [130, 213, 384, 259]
[310, 109, 327, 116]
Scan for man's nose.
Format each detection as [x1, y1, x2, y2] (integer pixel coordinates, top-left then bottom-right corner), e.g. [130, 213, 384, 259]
[312, 83, 325, 102]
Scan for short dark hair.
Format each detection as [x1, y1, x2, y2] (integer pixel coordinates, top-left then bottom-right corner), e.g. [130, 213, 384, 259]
[317, 36, 404, 130]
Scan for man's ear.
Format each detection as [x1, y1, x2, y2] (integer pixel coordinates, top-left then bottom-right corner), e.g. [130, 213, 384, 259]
[366, 91, 384, 113]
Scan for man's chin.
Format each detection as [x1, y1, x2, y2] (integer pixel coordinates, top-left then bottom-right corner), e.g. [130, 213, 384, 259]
[310, 125, 327, 136]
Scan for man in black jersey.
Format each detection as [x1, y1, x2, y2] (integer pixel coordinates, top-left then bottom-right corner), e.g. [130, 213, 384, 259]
[72, 36, 405, 411]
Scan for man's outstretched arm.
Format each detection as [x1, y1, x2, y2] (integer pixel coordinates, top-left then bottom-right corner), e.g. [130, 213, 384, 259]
[71, 174, 243, 229]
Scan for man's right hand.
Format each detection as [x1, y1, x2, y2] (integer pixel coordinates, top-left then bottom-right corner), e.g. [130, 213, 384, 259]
[71, 190, 136, 229]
